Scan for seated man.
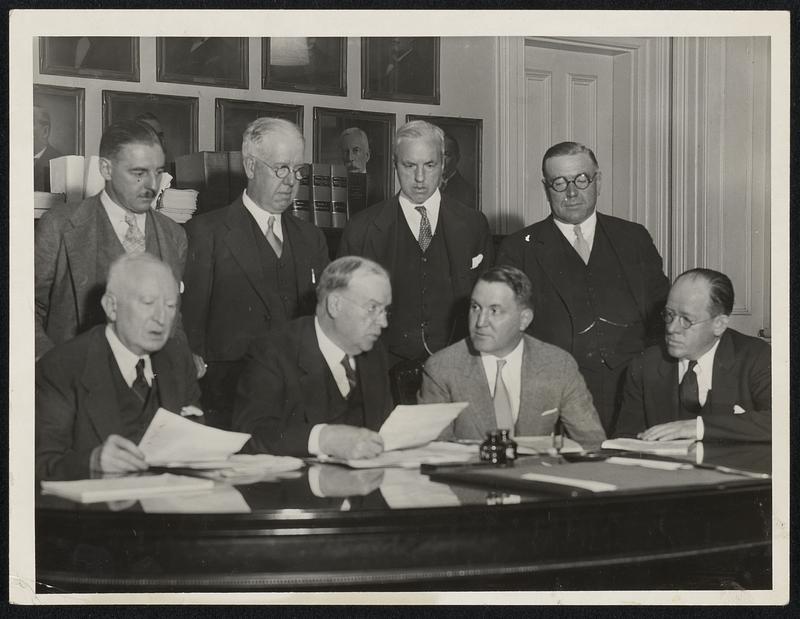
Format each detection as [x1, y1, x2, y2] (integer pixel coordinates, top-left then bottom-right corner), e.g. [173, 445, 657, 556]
[36, 253, 201, 481]
[418, 265, 606, 448]
[233, 256, 394, 459]
[615, 268, 771, 442]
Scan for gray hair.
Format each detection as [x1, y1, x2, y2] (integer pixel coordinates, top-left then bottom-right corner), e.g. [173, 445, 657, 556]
[316, 256, 389, 307]
[339, 126, 369, 147]
[393, 120, 444, 160]
[106, 253, 176, 298]
[242, 117, 304, 160]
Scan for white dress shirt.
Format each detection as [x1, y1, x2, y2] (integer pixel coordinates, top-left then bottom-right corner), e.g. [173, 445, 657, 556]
[101, 190, 148, 247]
[479, 338, 525, 422]
[678, 337, 721, 441]
[553, 210, 597, 255]
[398, 189, 442, 239]
[104, 325, 154, 387]
[242, 189, 283, 242]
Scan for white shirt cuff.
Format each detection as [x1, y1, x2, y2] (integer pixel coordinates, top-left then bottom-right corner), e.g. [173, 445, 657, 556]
[308, 423, 327, 456]
[307, 465, 324, 497]
[696, 416, 705, 441]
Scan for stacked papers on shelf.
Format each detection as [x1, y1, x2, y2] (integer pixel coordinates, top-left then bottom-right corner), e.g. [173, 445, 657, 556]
[158, 188, 198, 223]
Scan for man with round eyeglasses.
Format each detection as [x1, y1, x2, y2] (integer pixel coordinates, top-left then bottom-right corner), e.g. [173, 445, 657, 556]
[497, 141, 670, 435]
[615, 268, 771, 442]
[182, 117, 330, 429]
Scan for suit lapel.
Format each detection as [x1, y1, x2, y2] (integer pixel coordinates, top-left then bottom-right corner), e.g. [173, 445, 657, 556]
[708, 331, 736, 412]
[296, 319, 333, 426]
[596, 214, 646, 318]
[80, 329, 125, 441]
[223, 200, 273, 317]
[152, 347, 178, 412]
[284, 214, 312, 292]
[62, 197, 101, 326]
[366, 198, 400, 269]
[438, 196, 472, 289]
[464, 346, 496, 438]
[149, 212, 180, 277]
[528, 218, 577, 312]
[654, 350, 680, 424]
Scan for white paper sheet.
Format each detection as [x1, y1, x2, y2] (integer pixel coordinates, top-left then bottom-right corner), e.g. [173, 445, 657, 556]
[378, 402, 468, 452]
[515, 435, 584, 455]
[379, 467, 460, 509]
[140, 484, 251, 514]
[138, 408, 251, 465]
[40, 474, 213, 503]
[601, 437, 696, 455]
[319, 441, 477, 469]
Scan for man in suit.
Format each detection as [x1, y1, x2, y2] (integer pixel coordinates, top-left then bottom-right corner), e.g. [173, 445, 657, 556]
[440, 132, 475, 208]
[615, 269, 771, 442]
[35, 119, 189, 362]
[36, 253, 201, 481]
[419, 266, 606, 448]
[496, 141, 669, 435]
[338, 120, 493, 365]
[233, 256, 394, 459]
[183, 118, 329, 428]
[33, 105, 63, 192]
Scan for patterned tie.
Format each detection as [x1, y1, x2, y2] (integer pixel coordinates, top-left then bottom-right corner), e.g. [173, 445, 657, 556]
[265, 215, 283, 258]
[493, 359, 515, 434]
[123, 213, 146, 254]
[680, 360, 702, 414]
[341, 355, 357, 397]
[415, 205, 433, 252]
[131, 358, 151, 404]
[573, 224, 591, 264]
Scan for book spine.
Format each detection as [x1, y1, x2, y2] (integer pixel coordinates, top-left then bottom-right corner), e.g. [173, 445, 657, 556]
[330, 164, 348, 228]
[311, 163, 332, 228]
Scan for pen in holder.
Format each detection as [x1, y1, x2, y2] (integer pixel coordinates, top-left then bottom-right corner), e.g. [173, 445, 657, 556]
[549, 417, 565, 456]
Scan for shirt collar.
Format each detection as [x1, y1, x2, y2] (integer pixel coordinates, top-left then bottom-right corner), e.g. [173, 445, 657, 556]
[552, 210, 597, 241]
[104, 324, 154, 387]
[314, 316, 351, 370]
[680, 336, 721, 374]
[479, 337, 525, 365]
[100, 189, 147, 227]
[398, 188, 442, 231]
[242, 189, 282, 238]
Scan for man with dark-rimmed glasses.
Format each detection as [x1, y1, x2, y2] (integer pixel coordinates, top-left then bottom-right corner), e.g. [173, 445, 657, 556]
[182, 118, 329, 429]
[497, 141, 669, 435]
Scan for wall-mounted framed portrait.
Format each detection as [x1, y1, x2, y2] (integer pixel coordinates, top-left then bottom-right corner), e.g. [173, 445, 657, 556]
[102, 91, 198, 162]
[157, 37, 249, 89]
[407, 114, 483, 210]
[215, 98, 304, 152]
[39, 37, 139, 82]
[262, 37, 346, 96]
[313, 107, 396, 207]
[362, 37, 440, 104]
[33, 84, 85, 157]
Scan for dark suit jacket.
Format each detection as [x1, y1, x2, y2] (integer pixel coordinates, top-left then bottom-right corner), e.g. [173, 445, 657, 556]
[182, 197, 330, 362]
[615, 329, 771, 442]
[232, 317, 394, 457]
[36, 325, 201, 481]
[337, 193, 493, 356]
[496, 213, 669, 362]
[34, 144, 63, 192]
[34, 193, 188, 359]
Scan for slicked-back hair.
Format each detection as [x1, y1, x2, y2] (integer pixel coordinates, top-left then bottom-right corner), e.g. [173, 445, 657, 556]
[242, 117, 304, 160]
[477, 265, 534, 311]
[676, 268, 735, 316]
[316, 255, 389, 307]
[541, 141, 599, 177]
[105, 252, 176, 299]
[393, 120, 444, 160]
[99, 119, 164, 160]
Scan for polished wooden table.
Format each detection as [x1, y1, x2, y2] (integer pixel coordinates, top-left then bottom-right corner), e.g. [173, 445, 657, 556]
[36, 443, 771, 592]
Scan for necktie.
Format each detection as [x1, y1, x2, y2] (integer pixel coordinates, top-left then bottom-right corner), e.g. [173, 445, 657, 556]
[131, 358, 151, 404]
[123, 213, 146, 254]
[493, 359, 515, 434]
[341, 355, 357, 397]
[265, 215, 283, 258]
[680, 360, 702, 414]
[573, 225, 591, 264]
[415, 205, 433, 252]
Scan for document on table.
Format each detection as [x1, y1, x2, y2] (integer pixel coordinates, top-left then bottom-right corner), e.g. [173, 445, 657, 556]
[138, 408, 251, 466]
[318, 441, 478, 469]
[140, 484, 251, 514]
[378, 402, 468, 452]
[515, 435, 584, 455]
[40, 474, 213, 504]
[601, 437, 696, 455]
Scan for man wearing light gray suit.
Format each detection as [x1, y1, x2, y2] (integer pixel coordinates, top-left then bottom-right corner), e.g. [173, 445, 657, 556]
[419, 266, 606, 448]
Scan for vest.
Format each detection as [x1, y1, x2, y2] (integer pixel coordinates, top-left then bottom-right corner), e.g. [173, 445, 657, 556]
[558, 225, 645, 369]
[387, 216, 456, 360]
[248, 215, 299, 325]
[107, 344, 161, 444]
[322, 363, 367, 428]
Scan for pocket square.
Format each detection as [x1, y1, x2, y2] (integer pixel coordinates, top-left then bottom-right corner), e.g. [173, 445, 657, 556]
[541, 408, 558, 416]
[179, 280, 185, 294]
[732, 404, 746, 415]
[180, 405, 204, 418]
[471, 254, 484, 269]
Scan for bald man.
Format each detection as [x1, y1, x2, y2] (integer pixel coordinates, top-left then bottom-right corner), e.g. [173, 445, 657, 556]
[36, 253, 201, 481]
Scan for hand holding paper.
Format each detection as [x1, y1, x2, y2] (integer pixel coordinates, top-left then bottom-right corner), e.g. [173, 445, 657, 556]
[378, 402, 468, 452]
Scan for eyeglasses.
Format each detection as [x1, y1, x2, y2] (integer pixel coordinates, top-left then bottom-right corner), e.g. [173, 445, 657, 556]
[661, 309, 715, 330]
[338, 295, 391, 321]
[543, 173, 597, 193]
[250, 155, 309, 181]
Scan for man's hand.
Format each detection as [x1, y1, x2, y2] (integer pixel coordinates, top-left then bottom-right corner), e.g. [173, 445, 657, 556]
[193, 354, 207, 379]
[319, 425, 384, 460]
[638, 419, 697, 441]
[318, 466, 385, 497]
[91, 434, 148, 474]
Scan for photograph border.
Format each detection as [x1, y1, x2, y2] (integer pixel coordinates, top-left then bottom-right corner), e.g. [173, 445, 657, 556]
[262, 37, 347, 96]
[33, 83, 86, 156]
[361, 36, 440, 104]
[215, 97, 304, 152]
[39, 36, 140, 82]
[156, 37, 249, 90]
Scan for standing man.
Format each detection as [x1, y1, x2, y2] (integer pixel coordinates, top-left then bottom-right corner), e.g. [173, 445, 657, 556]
[233, 256, 394, 459]
[338, 120, 493, 365]
[36, 253, 201, 481]
[419, 266, 606, 449]
[497, 141, 669, 435]
[440, 132, 475, 208]
[33, 105, 63, 192]
[35, 119, 188, 361]
[615, 269, 771, 442]
[182, 118, 329, 429]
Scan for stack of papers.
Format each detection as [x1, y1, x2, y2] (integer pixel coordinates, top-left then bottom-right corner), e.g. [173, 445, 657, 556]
[319, 441, 477, 470]
[48, 155, 104, 202]
[601, 437, 696, 455]
[158, 188, 198, 223]
[41, 474, 213, 504]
